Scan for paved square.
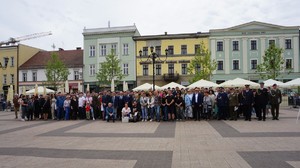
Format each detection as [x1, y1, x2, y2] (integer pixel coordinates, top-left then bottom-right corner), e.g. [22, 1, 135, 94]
[0, 107, 300, 168]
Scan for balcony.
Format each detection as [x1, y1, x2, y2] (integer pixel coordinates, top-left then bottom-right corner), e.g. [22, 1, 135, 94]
[163, 73, 179, 82]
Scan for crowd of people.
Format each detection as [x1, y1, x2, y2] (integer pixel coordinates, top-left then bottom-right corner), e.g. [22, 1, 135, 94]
[9, 82, 283, 122]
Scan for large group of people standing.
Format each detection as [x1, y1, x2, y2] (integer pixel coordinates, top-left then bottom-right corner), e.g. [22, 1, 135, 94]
[10, 82, 283, 122]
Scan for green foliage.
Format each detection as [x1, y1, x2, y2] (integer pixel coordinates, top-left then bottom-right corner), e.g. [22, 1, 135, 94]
[257, 44, 286, 79]
[45, 52, 70, 91]
[188, 41, 217, 83]
[96, 50, 124, 87]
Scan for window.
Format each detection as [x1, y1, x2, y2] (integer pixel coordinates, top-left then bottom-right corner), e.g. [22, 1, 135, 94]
[22, 72, 27, 82]
[217, 61, 224, 70]
[4, 57, 9, 67]
[269, 40, 275, 46]
[181, 45, 187, 55]
[195, 44, 200, 54]
[168, 64, 174, 74]
[156, 64, 161, 75]
[286, 59, 292, 69]
[181, 64, 187, 75]
[143, 65, 148, 76]
[100, 45, 106, 56]
[143, 47, 148, 56]
[285, 39, 292, 49]
[74, 71, 80, 80]
[155, 46, 161, 55]
[32, 72, 37, 81]
[11, 57, 14, 66]
[89, 64, 95, 76]
[89, 45, 95, 57]
[232, 41, 239, 51]
[3, 75, 7, 84]
[217, 41, 223, 51]
[251, 60, 257, 70]
[168, 46, 174, 55]
[10, 74, 14, 84]
[233, 60, 239, 70]
[123, 63, 129, 75]
[111, 44, 117, 54]
[195, 64, 201, 72]
[250, 40, 257, 50]
[123, 43, 129, 55]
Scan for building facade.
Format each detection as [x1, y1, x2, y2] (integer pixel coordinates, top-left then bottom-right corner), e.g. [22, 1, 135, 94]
[0, 44, 40, 95]
[209, 21, 300, 83]
[133, 32, 210, 87]
[82, 25, 140, 91]
[18, 48, 84, 93]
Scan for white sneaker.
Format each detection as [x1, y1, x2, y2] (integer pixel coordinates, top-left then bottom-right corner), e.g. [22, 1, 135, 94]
[142, 119, 145, 122]
[21, 119, 25, 122]
[93, 118, 95, 121]
[150, 119, 153, 122]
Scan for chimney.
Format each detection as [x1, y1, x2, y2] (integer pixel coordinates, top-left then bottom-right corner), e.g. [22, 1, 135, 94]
[165, 32, 167, 35]
[58, 48, 64, 51]
[76, 47, 81, 50]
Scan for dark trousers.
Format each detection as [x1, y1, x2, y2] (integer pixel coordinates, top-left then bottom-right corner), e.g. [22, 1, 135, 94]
[229, 106, 237, 120]
[271, 104, 280, 119]
[218, 106, 227, 120]
[257, 105, 266, 120]
[193, 105, 201, 120]
[78, 107, 84, 119]
[244, 105, 252, 121]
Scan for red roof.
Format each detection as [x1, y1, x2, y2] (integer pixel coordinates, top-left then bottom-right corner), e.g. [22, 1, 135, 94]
[20, 49, 83, 69]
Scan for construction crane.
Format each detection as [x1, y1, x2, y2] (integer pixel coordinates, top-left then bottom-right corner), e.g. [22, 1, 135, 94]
[0, 31, 52, 46]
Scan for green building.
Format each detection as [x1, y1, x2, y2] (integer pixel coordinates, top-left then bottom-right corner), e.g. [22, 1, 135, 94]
[82, 25, 140, 91]
[209, 21, 300, 83]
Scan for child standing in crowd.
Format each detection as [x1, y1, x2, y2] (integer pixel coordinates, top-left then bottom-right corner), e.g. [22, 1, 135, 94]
[85, 101, 91, 120]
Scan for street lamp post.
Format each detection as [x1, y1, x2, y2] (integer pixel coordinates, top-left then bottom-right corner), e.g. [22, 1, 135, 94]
[139, 46, 168, 90]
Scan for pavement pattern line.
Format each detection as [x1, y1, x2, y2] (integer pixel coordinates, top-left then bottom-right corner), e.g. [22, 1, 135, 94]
[0, 121, 53, 135]
[209, 120, 300, 137]
[238, 151, 300, 168]
[0, 147, 173, 168]
[39, 121, 176, 138]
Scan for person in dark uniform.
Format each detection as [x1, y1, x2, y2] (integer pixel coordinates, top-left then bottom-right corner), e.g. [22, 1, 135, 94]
[216, 87, 228, 120]
[166, 90, 175, 121]
[269, 84, 282, 120]
[242, 84, 254, 121]
[256, 82, 269, 121]
[192, 88, 203, 121]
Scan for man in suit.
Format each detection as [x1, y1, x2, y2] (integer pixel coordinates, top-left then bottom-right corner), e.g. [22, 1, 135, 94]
[269, 84, 282, 120]
[111, 92, 119, 119]
[256, 82, 269, 121]
[216, 87, 228, 120]
[242, 84, 254, 121]
[192, 88, 203, 121]
[117, 91, 125, 120]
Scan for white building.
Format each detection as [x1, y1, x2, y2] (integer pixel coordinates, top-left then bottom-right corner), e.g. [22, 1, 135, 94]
[18, 48, 83, 93]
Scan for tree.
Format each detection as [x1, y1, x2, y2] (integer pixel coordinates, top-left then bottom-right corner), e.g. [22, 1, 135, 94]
[188, 41, 217, 83]
[96, 50, 124, 88]
[45, 52, 70, 91]
[257, 44, 286, 79]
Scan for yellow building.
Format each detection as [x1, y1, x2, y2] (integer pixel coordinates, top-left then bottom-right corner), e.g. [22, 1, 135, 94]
[0, 44, 41, 95]
[133, 32, 209, 87]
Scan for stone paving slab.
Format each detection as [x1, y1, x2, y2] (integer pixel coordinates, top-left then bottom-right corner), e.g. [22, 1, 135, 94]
[0, 147, 172, 168]
[1, 108, 300, 168]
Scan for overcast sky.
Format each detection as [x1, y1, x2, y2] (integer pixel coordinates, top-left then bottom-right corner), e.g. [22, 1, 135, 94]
[1, 0, 299, 51]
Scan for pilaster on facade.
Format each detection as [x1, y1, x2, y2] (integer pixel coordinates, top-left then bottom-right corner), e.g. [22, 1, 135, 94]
[210, 39, 216, 74]
[224, 38, 230, 74]
[242, 38, 248, 74]
[293, 36, 299, 72]
[260, 37, 266, 62]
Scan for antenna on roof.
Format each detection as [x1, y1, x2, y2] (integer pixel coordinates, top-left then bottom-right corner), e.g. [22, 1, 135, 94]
[108, 21, 110, 28]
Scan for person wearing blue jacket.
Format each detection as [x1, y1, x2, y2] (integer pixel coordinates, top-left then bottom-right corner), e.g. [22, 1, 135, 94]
[56, 92, 65, 120]
[241, 84, 254, 121]
[216, 87, 229, 120]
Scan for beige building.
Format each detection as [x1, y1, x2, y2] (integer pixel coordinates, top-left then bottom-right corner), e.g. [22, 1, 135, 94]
[0, 44, 41, 96]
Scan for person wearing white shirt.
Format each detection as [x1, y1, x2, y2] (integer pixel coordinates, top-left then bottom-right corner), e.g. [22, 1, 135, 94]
[147, 92, 155, 122]
[121, 103, 131, 118]
[85, 92, 95, 120]
[78, 93, 85, 119]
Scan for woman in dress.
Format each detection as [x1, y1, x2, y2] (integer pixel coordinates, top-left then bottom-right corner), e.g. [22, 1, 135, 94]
[70, 94, 78, 120]
[42, 95, 51, 120]
[50, 94, 56, 120]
